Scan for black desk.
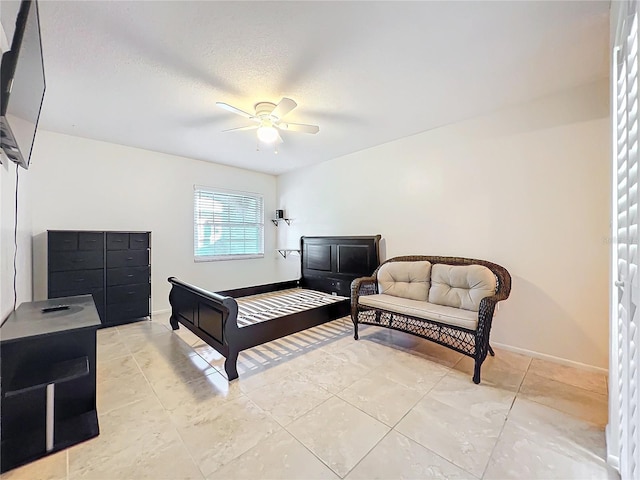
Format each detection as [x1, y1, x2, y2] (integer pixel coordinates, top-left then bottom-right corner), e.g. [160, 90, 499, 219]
[0, 295, 101, 473]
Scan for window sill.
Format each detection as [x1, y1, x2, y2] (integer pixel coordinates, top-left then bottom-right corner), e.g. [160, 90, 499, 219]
[194, 254, 264, 262]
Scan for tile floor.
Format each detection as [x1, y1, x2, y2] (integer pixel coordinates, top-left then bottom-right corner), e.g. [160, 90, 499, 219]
[1, 314, 617, 480]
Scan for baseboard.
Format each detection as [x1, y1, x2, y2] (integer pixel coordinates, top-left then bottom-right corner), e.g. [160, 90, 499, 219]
[491, 342, 608, 375]
[151, 308, 170, 317]
[605, 423, 620, 471]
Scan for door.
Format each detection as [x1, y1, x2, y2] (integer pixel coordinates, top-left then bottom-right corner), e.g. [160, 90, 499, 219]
[610, 3, 640, 477]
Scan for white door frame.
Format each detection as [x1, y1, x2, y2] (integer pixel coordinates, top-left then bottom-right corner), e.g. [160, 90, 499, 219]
[608, 1, 640, 476]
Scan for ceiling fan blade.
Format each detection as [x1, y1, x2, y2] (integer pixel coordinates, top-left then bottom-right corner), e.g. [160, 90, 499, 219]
[277, 131, 284, 144]
[282, 122, 319, 134]
[216, 102, 257, 120]
[222, 125, 259, 132]
[271, 98, 297, 120]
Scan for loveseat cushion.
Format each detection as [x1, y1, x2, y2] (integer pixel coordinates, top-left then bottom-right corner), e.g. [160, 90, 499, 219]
[429, 264, 496, 312]
[359, 293, 478, 330]
[377, 261, 432, 301]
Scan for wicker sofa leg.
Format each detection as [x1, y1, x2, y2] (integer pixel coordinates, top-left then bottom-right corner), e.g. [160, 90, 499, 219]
[353, 316, 359, 340]
[473, 357, 483, 384]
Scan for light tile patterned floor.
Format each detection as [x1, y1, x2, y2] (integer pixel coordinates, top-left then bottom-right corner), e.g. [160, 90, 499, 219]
[1, 314, 617, 480]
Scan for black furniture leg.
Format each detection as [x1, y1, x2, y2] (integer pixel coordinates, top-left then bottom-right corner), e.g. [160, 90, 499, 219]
[473, 359, 482, 384]
[224, 350, 239, 381]
[488, 345, 495, 357]
[169, 315, 179, 331]
[352, 313, 359, 340]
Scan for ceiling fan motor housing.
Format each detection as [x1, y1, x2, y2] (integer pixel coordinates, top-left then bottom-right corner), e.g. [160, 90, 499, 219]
[254, 102, 277, 119]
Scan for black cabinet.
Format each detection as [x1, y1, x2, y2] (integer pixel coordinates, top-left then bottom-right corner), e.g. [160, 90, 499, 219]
[0, 295, 101, 473]
[48, 231, 151, 326]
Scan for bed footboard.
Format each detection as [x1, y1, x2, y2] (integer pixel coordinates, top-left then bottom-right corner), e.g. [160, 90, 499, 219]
[167, 277, 240, 380]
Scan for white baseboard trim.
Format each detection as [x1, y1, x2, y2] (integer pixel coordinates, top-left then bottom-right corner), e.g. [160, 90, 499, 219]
[605, 424, 620, 471]
[491, 342, 608, 375]
[151, 308, 170, 317]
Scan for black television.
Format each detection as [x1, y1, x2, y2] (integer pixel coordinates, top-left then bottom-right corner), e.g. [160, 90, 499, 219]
[0, 0, 45, 169]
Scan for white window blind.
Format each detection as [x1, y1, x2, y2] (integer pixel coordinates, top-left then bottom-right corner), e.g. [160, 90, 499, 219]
[611, 5, 640, 478]
[193, 186, 264, 261]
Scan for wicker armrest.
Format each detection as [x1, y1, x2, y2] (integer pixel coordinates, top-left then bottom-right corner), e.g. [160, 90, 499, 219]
[477, 294, 504, 337]
[351, 276, 377, 303]
[350, 276, 377, 322]
[477, 265, 511, 332]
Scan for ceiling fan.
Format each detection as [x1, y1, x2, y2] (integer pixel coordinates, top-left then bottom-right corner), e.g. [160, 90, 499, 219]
[216, 97, 319, 146]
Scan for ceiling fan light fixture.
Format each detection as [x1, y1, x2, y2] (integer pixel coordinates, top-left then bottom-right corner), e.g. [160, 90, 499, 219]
[257, 125, 278, 143]
[218, 97, 319, 149]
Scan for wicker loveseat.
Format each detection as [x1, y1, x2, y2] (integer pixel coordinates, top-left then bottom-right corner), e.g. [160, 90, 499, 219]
[351, 256, 511, 384]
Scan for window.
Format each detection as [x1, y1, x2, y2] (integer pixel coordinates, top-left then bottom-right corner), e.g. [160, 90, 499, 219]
[194, 186, 264, 261]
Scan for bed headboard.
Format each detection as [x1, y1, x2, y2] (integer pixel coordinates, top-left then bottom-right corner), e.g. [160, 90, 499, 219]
[300, 235, 381, 297]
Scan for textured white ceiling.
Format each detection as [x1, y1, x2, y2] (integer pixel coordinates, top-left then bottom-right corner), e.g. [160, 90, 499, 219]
[32, 1, 608, 175]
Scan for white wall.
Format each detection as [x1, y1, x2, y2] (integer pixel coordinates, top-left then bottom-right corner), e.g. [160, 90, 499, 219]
[29, 131, 279, 314]
[277, 79, 610, 369]
[0, 159, 32, 320]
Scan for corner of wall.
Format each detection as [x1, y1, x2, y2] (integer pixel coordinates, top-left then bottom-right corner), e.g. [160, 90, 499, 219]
[0, 158, 33, 319]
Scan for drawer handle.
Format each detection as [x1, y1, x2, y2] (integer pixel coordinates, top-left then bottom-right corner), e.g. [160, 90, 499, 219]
[72, 259, 85, 263]
[127, 291, 136, 295]
[86, 239, 96, 243]
[75, 279, 85, 282]
[127, 274, 134, 278]
[127, 257, 134, 260]
[114, 239, 124, 242]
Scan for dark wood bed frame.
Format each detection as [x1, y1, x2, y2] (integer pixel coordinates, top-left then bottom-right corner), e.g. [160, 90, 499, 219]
[167, 235, 381, 380]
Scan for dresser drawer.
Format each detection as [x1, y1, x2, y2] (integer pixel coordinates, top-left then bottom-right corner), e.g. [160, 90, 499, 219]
[49, 269, 104, 291]
[78, 232, 104, 251]
[106, 233, 129, 250]
[49, 287, 104, 303]
[107, 249, 148, 268]
[107, 300, 149, 323]
[49, 250, 104, 272]
[107, 283, 150, 305]
[48, 232, 78, 251]
[129, 233, 149, 250]
[107, 266, 149, 286]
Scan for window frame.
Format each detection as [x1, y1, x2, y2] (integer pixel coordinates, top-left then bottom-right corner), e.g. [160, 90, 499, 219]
[193, 185, 265, 262]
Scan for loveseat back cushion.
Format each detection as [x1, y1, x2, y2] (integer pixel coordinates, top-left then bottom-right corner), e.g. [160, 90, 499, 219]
[428, 264, 497, 311]
[377, 261, 432, 301]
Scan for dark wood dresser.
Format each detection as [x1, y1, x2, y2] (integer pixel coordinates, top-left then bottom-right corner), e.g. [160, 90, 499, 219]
[47, 230, 151, 326]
